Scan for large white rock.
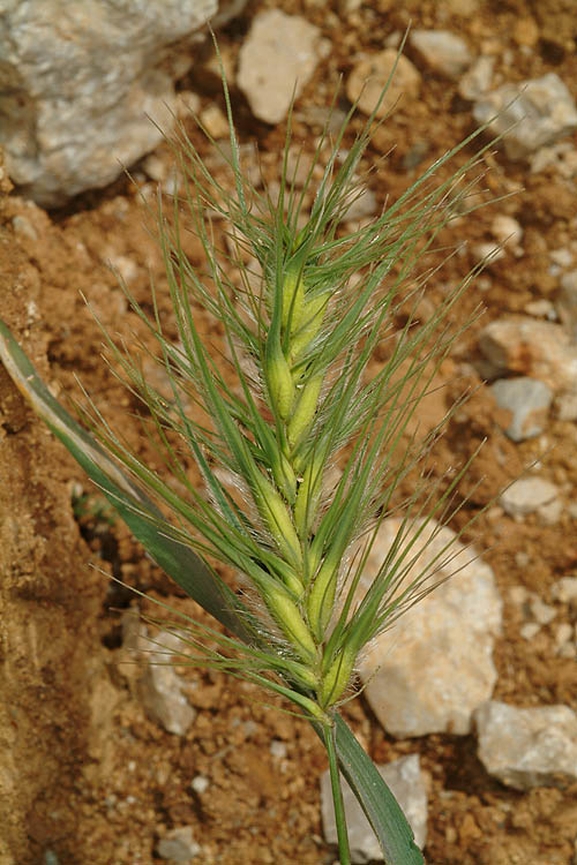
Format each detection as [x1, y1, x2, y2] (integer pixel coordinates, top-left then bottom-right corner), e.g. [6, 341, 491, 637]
[0, 0, 235, 206]
[358, 519, 502, 737]
[475, 701, 577, 790]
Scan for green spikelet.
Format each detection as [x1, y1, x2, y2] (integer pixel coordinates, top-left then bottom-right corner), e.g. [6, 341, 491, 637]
[261, 580, 317, 664]
[265, 334, 295, 421]
[318, 641, 357, 708]
[290, 292, 329, 361]
[294, 452, 324, 537]
[251, 470, 303, 571]
[281, 261, 306, 335]
[287, 372, 324, 449]
[306, 553, 339, 642]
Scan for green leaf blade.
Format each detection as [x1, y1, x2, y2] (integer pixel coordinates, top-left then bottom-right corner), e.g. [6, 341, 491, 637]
[0, 320, 253, 643]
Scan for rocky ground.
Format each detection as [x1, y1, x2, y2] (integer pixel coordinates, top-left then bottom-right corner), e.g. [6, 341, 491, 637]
[1, 1, 577, 863]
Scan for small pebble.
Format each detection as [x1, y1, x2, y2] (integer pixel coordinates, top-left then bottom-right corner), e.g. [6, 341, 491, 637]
[458, 55, 494, 101]
[490, 214, 523, 251]
[524, 299, 555, 319]
[552, 577, 577, 603]
[556, 270, 577, 340]
[473, 73, 577, 161]
[499, 477, 559, 517]
[509, 585, 530, 606]
[475, 701, 577, 790]
[478, 317, 577, 392]
[472, 242, 505, 264]
[141, 153, 168, 182]
[529, 597, 557, 625]
[12, 214, 39, 242]
[199, 104, 230, 139]
[490, 377, 552, 442]
[270, 739, 288, 759]
[191, 775, 209, 794]
[156, 826, 201, 861]
[520, 622, 541, 641]
[237, 10, 326, 124]
[537, 496, 563, 526]
[347, 49, 421, 118]
[554, 622, 574, 648]
[409, 30, 472, 79]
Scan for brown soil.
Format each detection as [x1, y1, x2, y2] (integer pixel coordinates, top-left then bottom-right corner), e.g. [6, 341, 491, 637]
[1, 1, 577, 863]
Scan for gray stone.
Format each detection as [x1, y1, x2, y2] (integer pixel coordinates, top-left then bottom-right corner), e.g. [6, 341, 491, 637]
[358, 519, 502, 738]
[0, 0, 233, 206]
[138, 630, 196, 736]
[237, 10, 327, 125]
[157, 826, 201, 861]
[490, 377, 552, 441]
[473, 73, 577, 161]
[410, 30, 472, 79]
[499, 477, 559, 518]
[320, 754, 427, 862]
[475, 701, 577, 790]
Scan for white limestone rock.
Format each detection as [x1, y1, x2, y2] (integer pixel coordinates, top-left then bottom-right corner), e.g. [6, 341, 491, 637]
[475, 701, 577, 790]
[0, 0, 233, 206]
[358, 519, 502, 738]
[320, 754, 427, 862]
[237, 10, 327, 125]
[473, 73, 577, 161]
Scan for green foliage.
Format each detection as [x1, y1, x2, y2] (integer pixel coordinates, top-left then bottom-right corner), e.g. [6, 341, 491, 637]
[0, 55, 495, 864]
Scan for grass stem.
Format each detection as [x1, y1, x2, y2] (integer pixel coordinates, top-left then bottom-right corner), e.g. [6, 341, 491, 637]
[324, 715, 352, 865]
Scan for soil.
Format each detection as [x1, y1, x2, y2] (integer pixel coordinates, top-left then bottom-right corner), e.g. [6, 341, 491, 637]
[1, 1, 577, 864]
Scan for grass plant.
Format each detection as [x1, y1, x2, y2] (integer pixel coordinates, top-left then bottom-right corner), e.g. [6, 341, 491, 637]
[0, 55, 495, 864]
